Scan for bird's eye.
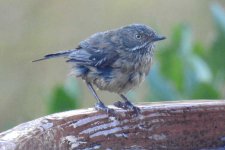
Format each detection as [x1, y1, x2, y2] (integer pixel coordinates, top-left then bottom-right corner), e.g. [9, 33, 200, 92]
[135, 34, 142, 39]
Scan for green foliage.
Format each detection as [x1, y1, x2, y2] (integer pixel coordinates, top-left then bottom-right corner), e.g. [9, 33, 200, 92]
[147, 65, 181, 101]
[147, 3, 225, 100]
[209, 3, 225, 80]
[192, 83, 220, 99]
[47, 77, 81, 114]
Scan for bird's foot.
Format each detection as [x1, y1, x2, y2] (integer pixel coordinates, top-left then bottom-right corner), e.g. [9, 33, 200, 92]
[95, 101, 115, 116]
[114, 100, 141, 116]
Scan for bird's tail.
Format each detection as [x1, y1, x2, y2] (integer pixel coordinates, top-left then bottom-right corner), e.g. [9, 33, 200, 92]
[32, 49, 76, 62]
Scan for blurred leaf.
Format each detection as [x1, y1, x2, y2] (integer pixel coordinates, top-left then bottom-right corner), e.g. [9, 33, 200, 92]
[156, 25, 185, 92]
[64, 77, 81, 99]
[209, 3, 225, 76]
[156, 25, 200, 96]
[47, 77, 81, 114]
[152, 23, 217, 100]
[147, 65, 181, 101]
[192, 82, 220, 99]
[211, 3, 225, 34]
[179, 25, 192, 56]
[190, 56, 212, 83]
[179, 25, 196, 96]
[193, 42, 207, 58]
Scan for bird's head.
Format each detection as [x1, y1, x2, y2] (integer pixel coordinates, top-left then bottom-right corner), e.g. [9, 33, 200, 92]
[118, 24, 166, 52]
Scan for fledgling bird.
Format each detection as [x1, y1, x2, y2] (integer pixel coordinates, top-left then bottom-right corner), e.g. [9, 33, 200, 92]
[33, 24, 165, 115]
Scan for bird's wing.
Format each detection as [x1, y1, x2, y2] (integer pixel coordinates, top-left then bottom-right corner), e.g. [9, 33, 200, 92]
[66, 48, 119, 68]
[67, 31, 119, 68]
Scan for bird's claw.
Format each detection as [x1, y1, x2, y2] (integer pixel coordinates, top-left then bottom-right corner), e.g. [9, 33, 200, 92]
[95, 102, 116, 116]
[114, 100, 141, 116]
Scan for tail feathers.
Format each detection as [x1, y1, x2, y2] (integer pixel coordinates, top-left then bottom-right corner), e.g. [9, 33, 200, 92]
[32, 49, 75, 62]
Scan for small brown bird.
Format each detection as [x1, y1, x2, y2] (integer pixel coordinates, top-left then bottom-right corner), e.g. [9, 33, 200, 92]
[34, 24, 165, 115]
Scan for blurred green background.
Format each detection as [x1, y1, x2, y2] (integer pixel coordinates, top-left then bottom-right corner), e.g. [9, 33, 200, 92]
[0, 0, 225, 132]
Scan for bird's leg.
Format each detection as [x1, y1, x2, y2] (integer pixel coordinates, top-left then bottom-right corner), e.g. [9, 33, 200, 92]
[86, 81, 115, 115]
[114, 94, 141, 114]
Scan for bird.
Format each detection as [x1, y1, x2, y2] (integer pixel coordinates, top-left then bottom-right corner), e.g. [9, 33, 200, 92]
[33, 24, 166, 115]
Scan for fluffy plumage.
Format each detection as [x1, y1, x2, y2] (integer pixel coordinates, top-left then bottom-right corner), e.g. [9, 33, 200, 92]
[34, 24, 165, 114]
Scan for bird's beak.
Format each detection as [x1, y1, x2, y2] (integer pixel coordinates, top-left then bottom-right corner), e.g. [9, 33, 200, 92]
[152, 35, 166, 42]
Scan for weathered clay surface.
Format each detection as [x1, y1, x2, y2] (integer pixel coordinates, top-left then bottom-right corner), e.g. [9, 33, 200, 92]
[1, 100, 225, 150]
